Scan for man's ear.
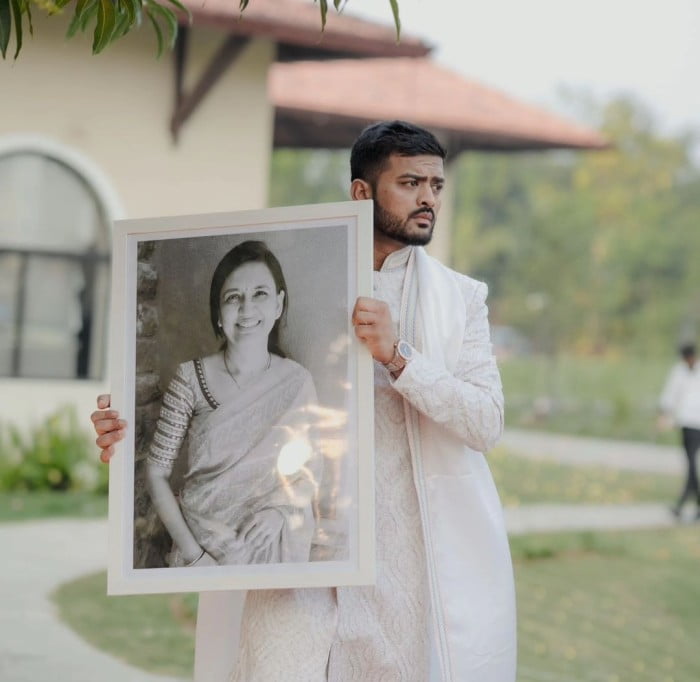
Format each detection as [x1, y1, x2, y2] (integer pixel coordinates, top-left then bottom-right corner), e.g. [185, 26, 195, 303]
[351, 179, 373, 201]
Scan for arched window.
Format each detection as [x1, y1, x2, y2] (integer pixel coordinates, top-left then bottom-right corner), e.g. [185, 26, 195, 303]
[0, 147, 114, 380]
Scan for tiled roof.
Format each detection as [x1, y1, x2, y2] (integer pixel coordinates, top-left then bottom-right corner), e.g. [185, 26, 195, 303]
[270, 58, 608, 151]
[182, 0, 431, 58]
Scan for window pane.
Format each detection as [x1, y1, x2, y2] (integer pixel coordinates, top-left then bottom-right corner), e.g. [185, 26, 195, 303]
[0, 153, 108, 253]
[0, 253, 20, 376]
[19, 256, 84, 379]
[0, 149, 111, 379]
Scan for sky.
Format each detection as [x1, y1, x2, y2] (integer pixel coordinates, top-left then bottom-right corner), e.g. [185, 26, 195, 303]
[350, 0, 699, 145]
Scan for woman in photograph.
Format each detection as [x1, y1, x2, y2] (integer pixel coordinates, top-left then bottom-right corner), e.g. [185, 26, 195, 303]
[146, 240, 322, 568]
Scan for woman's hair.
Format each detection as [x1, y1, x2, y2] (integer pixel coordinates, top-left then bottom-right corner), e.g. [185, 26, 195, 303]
[209, 240, 288, 357]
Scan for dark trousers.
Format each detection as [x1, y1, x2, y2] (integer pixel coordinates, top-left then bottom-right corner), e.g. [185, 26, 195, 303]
[676, 427, 700, 508]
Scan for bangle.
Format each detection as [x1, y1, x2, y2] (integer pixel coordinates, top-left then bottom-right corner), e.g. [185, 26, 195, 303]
[184, 549, 205, 567]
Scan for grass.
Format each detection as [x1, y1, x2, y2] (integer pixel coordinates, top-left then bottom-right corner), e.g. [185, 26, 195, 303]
[0, 447, 679, 525]
[53, 527, 700, 682]
[0, 491, 107, 522]
[500, 354, 676, 443]
[51, 571, 198, 679]
[511, 527, 700, 682]
[488, 447, 680, 507]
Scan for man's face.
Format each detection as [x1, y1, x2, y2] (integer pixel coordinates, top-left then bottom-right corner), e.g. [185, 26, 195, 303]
[371, 154, 445, 246]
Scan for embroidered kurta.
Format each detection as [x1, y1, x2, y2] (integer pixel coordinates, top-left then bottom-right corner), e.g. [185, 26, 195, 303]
[230, 245, 514, 681]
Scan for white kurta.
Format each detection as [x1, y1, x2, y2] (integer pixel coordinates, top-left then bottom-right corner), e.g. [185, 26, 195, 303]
[229, 246, 514, 681]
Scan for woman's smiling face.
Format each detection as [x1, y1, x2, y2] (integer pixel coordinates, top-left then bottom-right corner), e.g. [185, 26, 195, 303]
[219, 261, 285, 346]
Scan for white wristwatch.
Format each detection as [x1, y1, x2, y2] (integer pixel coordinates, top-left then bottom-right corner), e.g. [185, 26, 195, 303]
[383, 339, 414, 375]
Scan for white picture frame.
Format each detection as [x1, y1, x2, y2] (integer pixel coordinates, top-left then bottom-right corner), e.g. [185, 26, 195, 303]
[107, 200, 375, 595]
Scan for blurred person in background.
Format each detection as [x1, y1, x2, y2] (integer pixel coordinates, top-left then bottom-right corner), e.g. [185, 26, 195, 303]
[658, 342, 700, 520]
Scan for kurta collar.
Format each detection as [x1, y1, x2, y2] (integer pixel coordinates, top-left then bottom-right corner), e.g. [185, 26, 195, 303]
[378, 245, 413, 272]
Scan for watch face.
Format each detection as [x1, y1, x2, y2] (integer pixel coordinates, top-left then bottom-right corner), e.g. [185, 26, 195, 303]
[397, 340, 413, 361]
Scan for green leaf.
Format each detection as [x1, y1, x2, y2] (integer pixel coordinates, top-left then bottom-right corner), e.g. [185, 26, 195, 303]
[123, 0, 141, 27]
[145, 5, 164, 57]
[164, 0, 190, 23]
[93, 0, 117, 54]
[66, 0, 95, 37]
[317, 0, 327, 30]
[10, 0, 21, 59]
[146, 1, 177, 50]
[25, 0, 31, 34]
[0, 0, 11, 59]
[111, 3, 131, 40]
[52, 0, 73, 11]
[388, 0, 401, 41]
[79, 0, 98, 32]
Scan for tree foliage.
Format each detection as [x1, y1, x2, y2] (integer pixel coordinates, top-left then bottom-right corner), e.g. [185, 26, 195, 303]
[269, 94, 700, 360]
[0, 0, 401, 59]
[453, 94, 700, 358]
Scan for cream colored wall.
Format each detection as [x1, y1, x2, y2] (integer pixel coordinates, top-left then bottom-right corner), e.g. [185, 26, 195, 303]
[0, 15, 275, 431]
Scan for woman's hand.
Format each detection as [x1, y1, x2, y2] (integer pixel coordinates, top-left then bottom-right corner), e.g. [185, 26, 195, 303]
[184, 549, 218, 567]
[238, 508, 284, 550]
[90, 394, 127, 462]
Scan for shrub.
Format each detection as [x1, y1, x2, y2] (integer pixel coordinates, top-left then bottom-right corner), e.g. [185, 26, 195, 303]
[0, 406, 107, 494]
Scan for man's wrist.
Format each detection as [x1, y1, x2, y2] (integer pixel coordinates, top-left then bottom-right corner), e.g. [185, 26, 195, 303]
[383, 339, 414, 374]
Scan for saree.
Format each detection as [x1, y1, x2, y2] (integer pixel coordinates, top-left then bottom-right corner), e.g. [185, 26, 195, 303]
[172, 360, 322, 566]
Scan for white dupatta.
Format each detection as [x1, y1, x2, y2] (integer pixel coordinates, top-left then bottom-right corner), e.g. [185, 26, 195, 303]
[401, 247, 517, 682]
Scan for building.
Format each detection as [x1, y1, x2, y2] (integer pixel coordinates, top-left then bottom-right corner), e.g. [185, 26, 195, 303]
[0, 0, 605, 430]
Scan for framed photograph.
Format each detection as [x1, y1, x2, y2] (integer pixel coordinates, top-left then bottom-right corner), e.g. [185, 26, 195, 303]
[107, 201, 375, 595]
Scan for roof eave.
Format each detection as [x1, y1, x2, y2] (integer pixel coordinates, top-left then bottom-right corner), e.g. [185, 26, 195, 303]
[273, 108, 610, 152]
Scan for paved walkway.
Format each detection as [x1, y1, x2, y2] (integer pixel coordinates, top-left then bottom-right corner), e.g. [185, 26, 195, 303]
[1, 429, 691, 682]
[2, 519, 186, 682]
[500, 427, 684, 475]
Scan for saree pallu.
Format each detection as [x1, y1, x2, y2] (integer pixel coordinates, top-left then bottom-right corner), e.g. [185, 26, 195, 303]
[173, 362, 322, 566]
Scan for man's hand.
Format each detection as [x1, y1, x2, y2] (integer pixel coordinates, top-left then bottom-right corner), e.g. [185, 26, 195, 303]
[352, 297, 397, 364]
[90, 394, 127, 463]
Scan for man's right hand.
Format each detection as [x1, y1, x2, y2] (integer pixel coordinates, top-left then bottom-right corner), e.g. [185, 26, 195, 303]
[90, 394, 127, 463]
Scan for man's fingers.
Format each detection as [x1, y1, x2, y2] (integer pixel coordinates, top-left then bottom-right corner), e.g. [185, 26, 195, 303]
[97, 394, 111, 409]
[100, 446, 115, 463]
[93, 417, 126, 435]
[353, 297, 388, 315]
[91, 410, 120, 425]
[96, 428, 125, 449]
[352, 310, 377, 326]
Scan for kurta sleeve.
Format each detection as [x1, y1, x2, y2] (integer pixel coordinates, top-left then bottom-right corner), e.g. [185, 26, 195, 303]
[390, 280, 504, 453]
[147, 362, 196, 473]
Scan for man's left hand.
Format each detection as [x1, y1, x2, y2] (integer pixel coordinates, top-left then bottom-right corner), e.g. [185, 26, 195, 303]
[352, 297, 396, 364]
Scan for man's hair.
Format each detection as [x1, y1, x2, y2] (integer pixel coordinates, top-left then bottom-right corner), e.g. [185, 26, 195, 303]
[679, 343, 696, 359]
[350, 120, 447, 184]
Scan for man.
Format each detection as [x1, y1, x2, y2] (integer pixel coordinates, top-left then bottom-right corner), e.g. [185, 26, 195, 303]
[658, 343, 700, 520]
[92, 120, 516, 681]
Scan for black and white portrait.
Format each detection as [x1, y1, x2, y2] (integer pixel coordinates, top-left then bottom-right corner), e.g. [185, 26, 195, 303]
[107, 203, 374, 594]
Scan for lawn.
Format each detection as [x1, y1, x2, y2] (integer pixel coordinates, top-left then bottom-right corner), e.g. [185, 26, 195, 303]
[500, 354, 675, 443]
[53, 526, 700, 682]
[511, 527, 700, 682]
[52, 571, 197, 679]
[488, 447, 679, 507]
[0, 491, 107, 522]
[0, 444, 679, 527]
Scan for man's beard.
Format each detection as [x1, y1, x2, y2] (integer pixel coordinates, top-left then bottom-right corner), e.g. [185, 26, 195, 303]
[374, 199, 435, 246]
